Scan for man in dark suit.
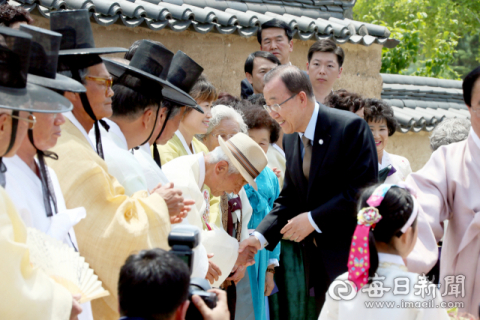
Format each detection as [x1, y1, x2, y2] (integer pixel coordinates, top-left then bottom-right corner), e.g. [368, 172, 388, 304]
[237, 65, 378, 314]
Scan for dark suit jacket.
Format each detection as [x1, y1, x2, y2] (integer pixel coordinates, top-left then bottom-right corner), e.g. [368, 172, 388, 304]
[256, 104, 378, 281]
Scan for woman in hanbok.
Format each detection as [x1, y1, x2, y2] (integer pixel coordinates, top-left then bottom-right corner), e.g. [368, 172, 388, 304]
[243, 106, 281, 320]
[319, 184, 450, 320]
[364, 99, 412, 183]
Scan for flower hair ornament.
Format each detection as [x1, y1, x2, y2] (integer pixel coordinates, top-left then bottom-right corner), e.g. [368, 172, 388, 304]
[347, 184, 395, 290]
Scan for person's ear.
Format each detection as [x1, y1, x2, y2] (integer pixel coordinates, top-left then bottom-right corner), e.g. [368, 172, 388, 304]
[306, 62, 310, 74]
[338, 66, 343, 78]
[0, 113, 10, 151]
[215, 160, 228, 175]
[245, 72, 253, 85]
[143, 108, 154, 128]
[175, 300, 190, 320]
[288, 39, 293, 52]
[64, 91, 79, 103]
[298, 91, 308, 108]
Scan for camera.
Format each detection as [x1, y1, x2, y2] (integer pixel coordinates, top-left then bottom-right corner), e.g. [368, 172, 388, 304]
[169, 225, 217, 320]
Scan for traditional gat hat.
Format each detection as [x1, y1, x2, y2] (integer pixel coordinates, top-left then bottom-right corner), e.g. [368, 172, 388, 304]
[103, 40, 200, 111]
[218, 132, 268, 191]
[0, 27, 73, 113]
[20, 25, 86, 93]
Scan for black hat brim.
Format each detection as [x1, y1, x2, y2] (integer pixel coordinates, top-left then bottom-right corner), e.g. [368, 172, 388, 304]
[103, 58, 204, 114]
[59, 47, 128, 56]
[28, 73, 86, 93]
[0, 83, 73, 113]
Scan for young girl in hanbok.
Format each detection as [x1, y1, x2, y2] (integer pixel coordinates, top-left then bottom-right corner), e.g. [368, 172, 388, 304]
[319, 184, 450, 320]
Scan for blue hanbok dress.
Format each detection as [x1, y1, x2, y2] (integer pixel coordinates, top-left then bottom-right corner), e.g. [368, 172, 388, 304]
[245, 167, 281, 320]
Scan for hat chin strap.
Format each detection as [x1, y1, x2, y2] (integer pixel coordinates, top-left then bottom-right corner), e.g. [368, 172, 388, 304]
[70, 68, 110, 160]
[0, 110, 20, 188]
[152, 107, 173, 168]
[136, 98, 162, 150]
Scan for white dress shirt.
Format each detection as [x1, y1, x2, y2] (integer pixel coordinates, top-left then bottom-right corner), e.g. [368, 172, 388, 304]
[471, 127, 480, 149]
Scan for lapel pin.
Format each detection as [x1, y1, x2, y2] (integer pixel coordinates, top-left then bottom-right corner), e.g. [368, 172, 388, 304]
[319, 139, 324, 145]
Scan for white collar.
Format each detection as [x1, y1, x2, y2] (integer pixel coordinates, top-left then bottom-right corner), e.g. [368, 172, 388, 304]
[196, 152, 206, 189]
[298, 102, 320, 142]
[378, 150, 391, 170]
[378, 253, 405, 266]
[271, 143, 285, 158]
[138, 143, 151, 154]
[176, 130, 195, 155]
[471, 127, 480, 150]
[103, 118, 128, 150]
[64, 112, 95, 150]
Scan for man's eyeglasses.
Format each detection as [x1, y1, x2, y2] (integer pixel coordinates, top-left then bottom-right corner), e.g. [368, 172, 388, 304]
[85, 76, 113, 95]
[263, 93, 297, 114]
[9, 113, 36, 129]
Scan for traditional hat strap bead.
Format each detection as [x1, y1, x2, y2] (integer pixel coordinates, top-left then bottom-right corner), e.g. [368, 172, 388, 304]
[226, 140, 260, 179]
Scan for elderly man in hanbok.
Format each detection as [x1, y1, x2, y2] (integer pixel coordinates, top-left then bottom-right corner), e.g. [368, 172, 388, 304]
[163, 133, 266, 292]
[406, 66, 480, 315]
[3, 25, 94, 320]
[94, 41, 210, 279]
[45, 10, 180, 320]
[0, 26, 81, 320]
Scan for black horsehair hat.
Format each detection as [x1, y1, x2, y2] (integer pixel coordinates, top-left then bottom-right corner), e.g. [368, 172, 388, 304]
[19, 25, 85, 93]
[0, 27, 72, 113]
[50, 9, 127, 70]
[167, 50, 204, 105]
[103, 40, 203, 113]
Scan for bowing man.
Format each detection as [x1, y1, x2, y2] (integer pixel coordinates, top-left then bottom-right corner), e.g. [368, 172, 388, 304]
[45, 10, 180, 320]
[0, 26, 81, 320]
[238, 65, 378, 315]
[3, 24, 94, 320]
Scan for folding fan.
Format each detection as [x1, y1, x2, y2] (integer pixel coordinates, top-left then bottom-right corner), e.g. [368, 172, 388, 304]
[26, 228, 109, 304]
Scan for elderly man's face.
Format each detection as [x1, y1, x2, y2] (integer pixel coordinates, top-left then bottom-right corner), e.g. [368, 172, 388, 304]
[263, 77, 304, 134]
[209, 161, 247, 196]
[469, 78, 480, 137]
[203, 118, 241, 151]
[29, 112, 65, 151]
[84, 63, 114, 120]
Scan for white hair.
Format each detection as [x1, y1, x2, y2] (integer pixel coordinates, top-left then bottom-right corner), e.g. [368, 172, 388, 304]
[430, 118, 471, 151]
[196, 104, 248, 141]
[205, 146, 239, 175]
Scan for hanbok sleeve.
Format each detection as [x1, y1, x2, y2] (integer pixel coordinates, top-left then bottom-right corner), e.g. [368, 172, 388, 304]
[405, 149, 449, 274]
[0, 188, 72, 320]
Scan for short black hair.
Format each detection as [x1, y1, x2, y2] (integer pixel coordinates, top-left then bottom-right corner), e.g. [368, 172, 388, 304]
[307, 39, 345, 67]
[257, 19, 293, 45]
[364, 98, 398, 136]
[463, 66, 480, 107]
[118, 248, 190, 320]
[264, 65, 315, 101]
[243, 105, 280, 144]
[244, 51, 280, 75]
[325, 89, 364, 113]
[0, 4, 33, 27]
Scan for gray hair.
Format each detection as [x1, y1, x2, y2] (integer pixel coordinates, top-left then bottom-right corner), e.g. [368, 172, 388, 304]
[205, 146, 239, 175]
[264, 65, 315, 101]
[196, 104, 248, 141]
[430, 118, 471, 151]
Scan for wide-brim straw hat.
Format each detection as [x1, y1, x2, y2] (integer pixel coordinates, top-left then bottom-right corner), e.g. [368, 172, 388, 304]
[218, 132, 268, 191]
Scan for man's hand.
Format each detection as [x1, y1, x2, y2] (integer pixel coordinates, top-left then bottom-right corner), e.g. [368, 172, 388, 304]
[264, 270, 275, 296]
[227, 260, 247, 284]
[280, 212, 315, 242]
[152, 182, 195, 220]
[70, 294, 82, 320]
[192, 289, 230, 320]
[235, 236, 260, 269]
[272, 167, 282, 179]
[205, 253, 222, 284]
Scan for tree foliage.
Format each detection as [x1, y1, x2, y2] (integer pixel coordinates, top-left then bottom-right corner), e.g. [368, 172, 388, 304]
[354, 0, 480, 79]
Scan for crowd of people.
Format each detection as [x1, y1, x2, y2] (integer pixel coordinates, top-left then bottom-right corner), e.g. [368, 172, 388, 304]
[1, 4, 480, 320]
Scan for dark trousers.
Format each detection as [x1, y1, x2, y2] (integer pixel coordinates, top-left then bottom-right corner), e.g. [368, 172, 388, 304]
[223, 281, 236, 320]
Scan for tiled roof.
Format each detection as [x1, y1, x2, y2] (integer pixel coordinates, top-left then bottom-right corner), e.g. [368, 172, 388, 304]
[381, 73, 470, 133]
[8, 0, 399, 47]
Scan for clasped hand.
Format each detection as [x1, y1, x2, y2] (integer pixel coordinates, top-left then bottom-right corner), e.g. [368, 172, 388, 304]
[280, 212, 315, 242]
[151, 182, 195, 224]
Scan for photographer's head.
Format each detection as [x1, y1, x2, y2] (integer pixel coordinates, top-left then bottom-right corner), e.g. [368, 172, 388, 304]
[118, 248, 190, 320]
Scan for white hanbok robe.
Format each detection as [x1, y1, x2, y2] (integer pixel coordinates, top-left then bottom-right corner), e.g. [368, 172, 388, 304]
[406, 128, 480, 315]
[319, 253, 450, 320]
[134, 143, 169, 190]
[379, 151, 412, 184]
[90, 119, 148, 196]
[164, 153, 240, 287]
[4, 155, 93, 320]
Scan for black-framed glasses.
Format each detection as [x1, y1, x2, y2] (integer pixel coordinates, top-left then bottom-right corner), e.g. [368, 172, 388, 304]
[9, 113, 36, 129]
[263, 93, 297, 113]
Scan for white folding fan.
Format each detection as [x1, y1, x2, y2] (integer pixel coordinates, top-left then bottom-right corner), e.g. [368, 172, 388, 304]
[26, 228, 110, 304]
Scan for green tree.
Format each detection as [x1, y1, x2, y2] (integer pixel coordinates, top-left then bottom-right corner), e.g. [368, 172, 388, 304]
[354, 0, 480, 79]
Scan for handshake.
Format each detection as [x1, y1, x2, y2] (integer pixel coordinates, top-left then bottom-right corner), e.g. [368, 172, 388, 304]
[228, 235, 263, 281]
